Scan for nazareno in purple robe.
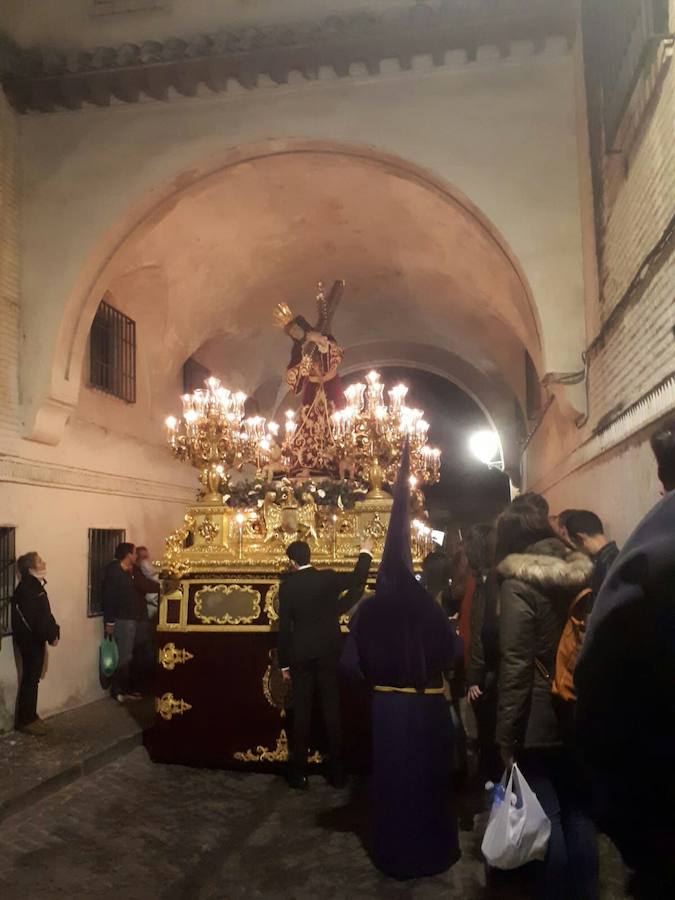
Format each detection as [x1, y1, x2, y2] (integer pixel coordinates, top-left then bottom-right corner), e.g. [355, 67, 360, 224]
[342, 442, 462, 879]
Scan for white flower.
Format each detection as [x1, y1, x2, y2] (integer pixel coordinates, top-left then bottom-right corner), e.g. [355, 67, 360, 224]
[317, 489, 326, 498]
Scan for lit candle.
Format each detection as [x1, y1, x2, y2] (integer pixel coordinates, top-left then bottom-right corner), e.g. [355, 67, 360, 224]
[331, 410, 343, 438]
[388, 383, 408, 414]
[345, 382, 367, 412]
[233, 391, 247, 418]
[236, 511, 245, 559]
[374, 405, 388, 432]
[366, 371, 384, 411]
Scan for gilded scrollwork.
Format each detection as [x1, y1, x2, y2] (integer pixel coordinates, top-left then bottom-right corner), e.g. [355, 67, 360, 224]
[365, 513, 386, 540]
[162, 513, 195, 576]
[264, 583, 280, 623]
[233, 729, 322, 764]
[156, 692, 192, 721]
[193, 584, 261, 625]
[262, 648, 290, 716]
[158, 642, 194, 670]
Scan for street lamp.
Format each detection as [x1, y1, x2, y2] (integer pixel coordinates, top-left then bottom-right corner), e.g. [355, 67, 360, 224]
[469, 429, 504, 471]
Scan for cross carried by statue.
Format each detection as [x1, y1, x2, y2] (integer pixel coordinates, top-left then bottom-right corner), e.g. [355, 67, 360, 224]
[274, 281, 347, 476]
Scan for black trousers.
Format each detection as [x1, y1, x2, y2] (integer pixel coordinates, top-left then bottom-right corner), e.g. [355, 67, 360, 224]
[472, 683, 502, 782]
[289, 654, 341, 773]
[15, 640, 45, 728]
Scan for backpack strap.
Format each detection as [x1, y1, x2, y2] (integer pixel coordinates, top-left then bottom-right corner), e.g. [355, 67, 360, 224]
[534, 586, 593, 684]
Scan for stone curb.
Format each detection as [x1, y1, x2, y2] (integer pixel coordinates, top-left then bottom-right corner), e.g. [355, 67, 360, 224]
[0, 730, 142, 824]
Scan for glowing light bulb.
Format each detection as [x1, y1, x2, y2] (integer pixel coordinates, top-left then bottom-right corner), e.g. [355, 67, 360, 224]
[469, 430, 501, 466]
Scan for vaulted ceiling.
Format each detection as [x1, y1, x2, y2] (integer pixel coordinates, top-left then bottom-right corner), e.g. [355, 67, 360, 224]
[106, 149, 538, 404]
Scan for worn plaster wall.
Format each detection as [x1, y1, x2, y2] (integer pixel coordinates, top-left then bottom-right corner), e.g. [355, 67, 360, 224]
[530, 22, 675, 538]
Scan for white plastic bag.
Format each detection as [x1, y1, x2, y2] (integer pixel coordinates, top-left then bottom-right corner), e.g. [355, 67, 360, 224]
[481, 763, 551, 870]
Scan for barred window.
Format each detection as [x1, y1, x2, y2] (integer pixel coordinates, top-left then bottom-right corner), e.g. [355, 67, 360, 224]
[0, 527, 16, 636]
[90, 300, 136, 403]
[88, 529, 126, 617]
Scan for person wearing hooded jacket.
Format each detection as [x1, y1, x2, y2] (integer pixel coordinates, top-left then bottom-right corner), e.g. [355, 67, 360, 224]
[495, 496, 598, 900]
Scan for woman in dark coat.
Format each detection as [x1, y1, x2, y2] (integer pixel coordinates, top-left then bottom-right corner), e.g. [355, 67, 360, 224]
[343, 446, 462, 879]
[465, 524, 501, 782]
[495, 498, 597, 900]
[12, 551, 60, 735]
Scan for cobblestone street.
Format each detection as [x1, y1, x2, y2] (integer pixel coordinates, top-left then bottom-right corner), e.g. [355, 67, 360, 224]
[0, 746, 628, 900]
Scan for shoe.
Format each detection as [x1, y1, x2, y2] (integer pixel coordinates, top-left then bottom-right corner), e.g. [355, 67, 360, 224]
[19, 719, 49, 736]
[126, 692, 143, 701]
[286, 772, 309, 791]
[114, 694, 126, 704]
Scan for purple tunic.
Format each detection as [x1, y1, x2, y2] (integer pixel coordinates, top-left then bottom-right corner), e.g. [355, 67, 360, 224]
[343, 443, 462, 878]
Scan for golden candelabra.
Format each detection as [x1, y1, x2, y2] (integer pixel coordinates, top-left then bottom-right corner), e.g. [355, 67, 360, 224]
[165, 377, 279, 502]
[331, 370, 441, 494]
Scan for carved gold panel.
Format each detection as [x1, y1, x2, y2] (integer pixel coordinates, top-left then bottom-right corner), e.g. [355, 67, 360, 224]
[193, 584, 262, 625]
[196, 515, 220, 543]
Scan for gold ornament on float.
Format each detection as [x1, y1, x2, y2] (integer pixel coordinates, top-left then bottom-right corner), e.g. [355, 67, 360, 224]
[196, 515, 219, 543]
[233, 729, 322, 764]
[193, 584, 262, 625]
[158, 643, 194, 670]
[156, 693, 192, 721]
[158, 281, 441, 579]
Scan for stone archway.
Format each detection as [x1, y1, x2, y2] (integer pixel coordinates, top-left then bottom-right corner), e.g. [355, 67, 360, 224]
[28, 139, 543, 449]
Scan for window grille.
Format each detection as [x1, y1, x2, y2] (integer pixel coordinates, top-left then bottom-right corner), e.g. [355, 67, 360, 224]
[88, 529, 126, 617]
[90, 300, 136, 403]
[0, 527, 16, 636]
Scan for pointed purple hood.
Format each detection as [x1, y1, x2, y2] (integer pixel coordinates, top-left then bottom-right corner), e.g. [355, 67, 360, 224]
[348, 442, 459, 689]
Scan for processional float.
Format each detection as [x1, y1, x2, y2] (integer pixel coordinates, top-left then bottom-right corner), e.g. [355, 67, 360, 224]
[149, 282, 441, 769]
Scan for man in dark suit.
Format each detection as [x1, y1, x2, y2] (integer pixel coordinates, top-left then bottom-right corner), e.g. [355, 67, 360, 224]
[278, 536, 373, 789]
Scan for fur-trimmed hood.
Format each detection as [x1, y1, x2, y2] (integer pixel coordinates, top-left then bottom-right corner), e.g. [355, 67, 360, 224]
[497, 538, 593, 593]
